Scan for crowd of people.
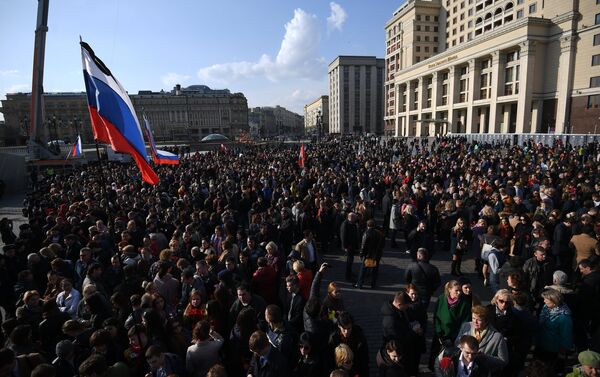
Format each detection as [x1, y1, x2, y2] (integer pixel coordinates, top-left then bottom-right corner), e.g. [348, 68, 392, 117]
[0, 135, 599, 377]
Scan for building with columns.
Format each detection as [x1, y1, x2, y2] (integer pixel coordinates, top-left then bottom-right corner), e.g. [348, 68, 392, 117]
[385, 0, 600, 136]
[328, 56, 385, 135]
[304, 96, 329, 136]
[0, 84, 248, 145]
[248, 106, 303, 139]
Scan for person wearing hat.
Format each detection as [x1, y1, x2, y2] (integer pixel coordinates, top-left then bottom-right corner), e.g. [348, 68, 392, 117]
[52, 340, 77, 377]
[567, 350, 600, 377]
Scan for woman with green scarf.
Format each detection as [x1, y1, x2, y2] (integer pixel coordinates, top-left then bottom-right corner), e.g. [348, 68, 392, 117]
[428, 280, 472, 369]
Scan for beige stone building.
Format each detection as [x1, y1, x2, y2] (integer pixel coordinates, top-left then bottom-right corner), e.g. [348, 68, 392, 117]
[385, 0, 600, 136]
[328, 56, 385, 135]
[248, 106, 303, 138]
[0, 84, 248, 145]
[304, 96, 329, 136]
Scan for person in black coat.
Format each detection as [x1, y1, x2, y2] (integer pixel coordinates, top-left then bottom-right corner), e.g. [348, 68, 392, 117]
[376, 340, 408, 377]
[52, 340, 77, 377]
[285, 275, 306, 334]
[292, 332, 326, 377]
[576, 258, 600, 339]
[381, 292, 420, 377]
[328, 312, 369, 377]
[38, 300, 71, 359]
[247, 330, 291, 377]
[404, 248, 441, 308]
[340, 213, 360, 281]
[407, 221, 435, 261]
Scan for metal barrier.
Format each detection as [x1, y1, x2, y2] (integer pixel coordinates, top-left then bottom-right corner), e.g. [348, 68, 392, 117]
[448, 133, 600, 147]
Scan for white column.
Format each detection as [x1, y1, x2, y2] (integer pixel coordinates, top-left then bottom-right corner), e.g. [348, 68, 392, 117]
[516, 40, 535, 134]
[555, 35, 577, 134]
[430, 72, 439, 137]
[466, 59, 477, 134]
[531, 100, 543, 133]
[447, 66, 456, 132]
[488, 51, 501, 133]
[502, 106, 510, 134]
[416, 77, 424, 136]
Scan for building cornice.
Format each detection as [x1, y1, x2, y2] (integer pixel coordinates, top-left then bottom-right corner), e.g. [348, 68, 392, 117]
[393, 16, 553, 81]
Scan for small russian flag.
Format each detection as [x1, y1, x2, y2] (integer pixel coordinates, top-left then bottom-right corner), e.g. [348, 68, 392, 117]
[72, 135, 82, 157]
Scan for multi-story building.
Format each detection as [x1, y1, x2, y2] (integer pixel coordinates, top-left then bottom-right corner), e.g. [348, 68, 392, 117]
[0, 84, 248, 145]
[385, 0, 600, 136]
[328, 56, 385, 135]
[304, 96, 329, 136]
[249, 106, 304, 138]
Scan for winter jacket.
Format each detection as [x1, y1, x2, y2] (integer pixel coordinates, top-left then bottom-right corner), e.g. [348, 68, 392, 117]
[454, 322, 508, 371]
[433, 294, 472, 342]
[535, 304, 573, 353]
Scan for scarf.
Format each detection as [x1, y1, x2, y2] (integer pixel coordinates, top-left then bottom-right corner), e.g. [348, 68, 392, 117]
[447, 295, 460, 307]
[539, 304, 571, 324]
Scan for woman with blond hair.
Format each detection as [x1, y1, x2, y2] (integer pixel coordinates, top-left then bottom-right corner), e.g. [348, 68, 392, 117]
[430, 280, 471, 370]
[450, 217, 471, 276]
[335, 343, 356, 376]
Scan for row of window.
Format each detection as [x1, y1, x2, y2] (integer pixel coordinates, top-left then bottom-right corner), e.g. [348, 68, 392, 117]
[415, 14, 439, 22]
[415, 24, 439, 32]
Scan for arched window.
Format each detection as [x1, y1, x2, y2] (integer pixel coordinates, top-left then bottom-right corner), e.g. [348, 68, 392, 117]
[485, 12, 492, 20]
[476, 17, 483, 24]
[505, 2, 514, 11]
[494, 7, 503, 16]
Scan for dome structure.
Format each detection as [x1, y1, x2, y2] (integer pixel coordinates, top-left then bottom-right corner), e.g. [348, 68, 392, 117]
[201, 134, 230, 142]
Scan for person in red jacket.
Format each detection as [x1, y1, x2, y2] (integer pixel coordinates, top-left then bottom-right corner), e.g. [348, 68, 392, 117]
[293, 260, 313, 300]
[251, 257, 278, 304]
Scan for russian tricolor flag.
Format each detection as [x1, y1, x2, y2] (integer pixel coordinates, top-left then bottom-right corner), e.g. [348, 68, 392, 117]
[80, 41, 159, 185]
[72, 135, 82, 157]
[142, 116, 179, 165]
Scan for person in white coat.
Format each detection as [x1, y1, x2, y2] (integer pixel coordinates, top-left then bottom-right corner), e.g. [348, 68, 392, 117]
[389, 199, 402, 249]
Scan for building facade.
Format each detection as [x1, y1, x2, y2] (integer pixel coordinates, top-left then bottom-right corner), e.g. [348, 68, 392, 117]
[328, 56, 385, 135]
[248, 106, 304, 138]
[385, 0, 600, 136]
[304, 96, 329, 136]
[0, 84, 248, 145]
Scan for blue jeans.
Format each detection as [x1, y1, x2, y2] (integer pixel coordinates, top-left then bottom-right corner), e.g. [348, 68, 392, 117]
[356, 262, 379, 288]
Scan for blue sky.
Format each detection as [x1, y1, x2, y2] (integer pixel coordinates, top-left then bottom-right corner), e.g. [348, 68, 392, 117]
[0, 0, 402, 119]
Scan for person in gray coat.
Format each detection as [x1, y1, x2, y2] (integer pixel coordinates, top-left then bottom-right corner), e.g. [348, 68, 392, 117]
[454, 305, 508, 373]
[389, 200, 402, 249]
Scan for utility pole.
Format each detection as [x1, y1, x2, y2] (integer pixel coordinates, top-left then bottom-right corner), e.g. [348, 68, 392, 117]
[30, 0, 50, 147]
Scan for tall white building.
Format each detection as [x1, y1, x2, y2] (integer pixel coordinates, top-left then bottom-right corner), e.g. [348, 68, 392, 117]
[385, 0, 600, 136]
[328, 56, 385, 135]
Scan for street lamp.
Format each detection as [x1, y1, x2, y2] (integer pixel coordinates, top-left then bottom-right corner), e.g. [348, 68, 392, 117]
[21, 115, 29, 141]
[316, 110, 322, 142]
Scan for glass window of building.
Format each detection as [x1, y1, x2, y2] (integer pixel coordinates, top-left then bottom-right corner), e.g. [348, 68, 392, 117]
[594, 34, 600, 46]
[529, 3, 536, 14]
[593, 54, 600, 66]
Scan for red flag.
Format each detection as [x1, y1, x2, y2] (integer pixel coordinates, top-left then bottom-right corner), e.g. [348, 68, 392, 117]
[298, 143, 306, 168]
[220, 143, 227, 153]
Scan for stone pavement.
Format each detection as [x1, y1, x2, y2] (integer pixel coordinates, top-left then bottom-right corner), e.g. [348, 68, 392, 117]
[319, 235, 492, 376]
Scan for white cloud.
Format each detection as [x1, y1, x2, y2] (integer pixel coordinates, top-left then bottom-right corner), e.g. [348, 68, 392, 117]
[327, 2, 347, 32]
[161, 72, 191, 88]
[197, 8, 325, 85]
[0, 70, 19, 77]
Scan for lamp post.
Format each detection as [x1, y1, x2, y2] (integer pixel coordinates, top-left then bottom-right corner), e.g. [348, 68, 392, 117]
[316, 110, 322, 142]
[21, 115, 29, 141]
